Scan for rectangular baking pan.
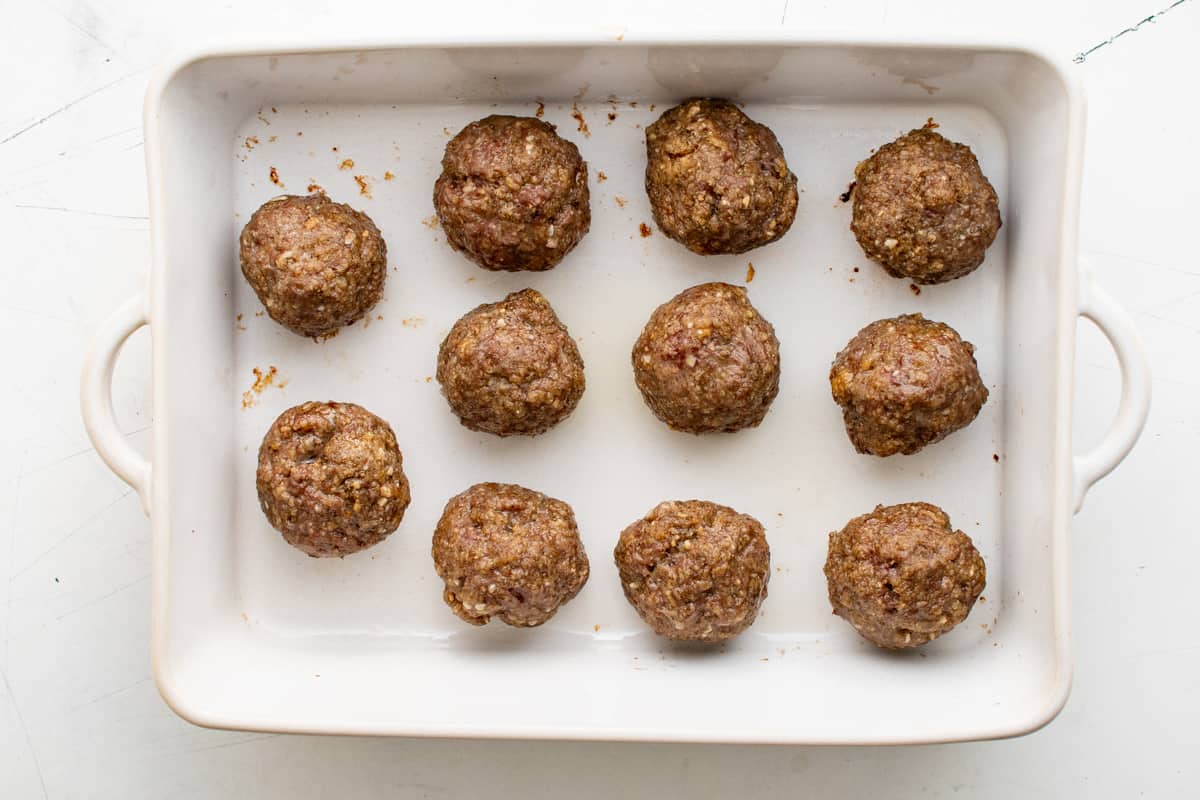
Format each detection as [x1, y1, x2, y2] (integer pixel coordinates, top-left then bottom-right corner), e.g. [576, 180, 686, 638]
[80, 33, 1150, 744]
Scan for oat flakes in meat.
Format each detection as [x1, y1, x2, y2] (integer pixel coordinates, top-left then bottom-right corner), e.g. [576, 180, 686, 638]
[239, 193, 387, 338]
[614, 500, 770, 642]
[437, 288, 585, 437]
[256, 401, 411, 558]
[432, 482, 590, 627]
[632, 282, 780, 434]
[644, 99, 798, 255]
[824, 502, 986, 649]
[830, 314, 987, 456]
[851, 128, 1001, 284]
[434, 115, 590, 271]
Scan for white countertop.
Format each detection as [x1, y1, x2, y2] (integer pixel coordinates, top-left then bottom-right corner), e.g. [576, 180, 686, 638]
[1, 1, 1196, 796]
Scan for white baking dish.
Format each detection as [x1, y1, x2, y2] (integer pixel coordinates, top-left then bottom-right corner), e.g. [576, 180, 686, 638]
[80, 34, 1150, 744]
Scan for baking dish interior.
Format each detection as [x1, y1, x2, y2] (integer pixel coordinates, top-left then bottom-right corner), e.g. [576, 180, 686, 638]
[147, 40, 1077, 742]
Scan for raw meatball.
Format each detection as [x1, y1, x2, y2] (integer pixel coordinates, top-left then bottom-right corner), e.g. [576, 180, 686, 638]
[632, 282, 780, 433]
[437, 289, 585, 436]
[851, 128, 1001, 284]
[614, 500, 770, 642]
[432, 482, 590, 627]
[824, 502, 986, 648]
[256, 401, 410, 558]
[644, 99, 798, 255]
[239, 193, 387, 337]
[433, 115, 590, 271]
[829, 314, 987, 456]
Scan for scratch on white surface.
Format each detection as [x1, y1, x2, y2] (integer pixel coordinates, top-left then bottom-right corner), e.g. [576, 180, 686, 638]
[13, 204, 148, 221]
[1074, 0, 1192, 62]
[182, 733, 280, 755]
[46, 3, 119, 56]
[11, 488, 133, 581]
[0, 303, 75, 324]
[1, 668, 49, 800]
[54, 572, 148, 622]
[68, 676, 152, 713]
[0, 72, 140, 145]
[780, 0, 790, 25]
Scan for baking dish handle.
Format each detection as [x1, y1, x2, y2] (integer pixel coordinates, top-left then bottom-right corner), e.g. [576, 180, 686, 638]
[80, 292, 152, 516]
[1072, 264, 1151, 513]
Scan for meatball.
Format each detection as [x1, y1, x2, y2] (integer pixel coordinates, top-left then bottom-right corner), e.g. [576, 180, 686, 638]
[614, 500, 770, 642]
[644, 99, 798, 255]
[256, 401, 411, 558]
[432, 482, 590, 627]
[437, 289, 585, 436]
[632, 282, 780, 433]
[830, 314, 987, 456]
[824, 502, 986, 648]
[851, 128, 1001, 284]
[433, 115, 590, 271]
[239, 193, 387, 338]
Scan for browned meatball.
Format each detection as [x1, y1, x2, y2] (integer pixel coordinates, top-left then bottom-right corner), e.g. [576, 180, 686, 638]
[437, 289, 585, 437]
[851, 128, 1001, 284]
[239, 194, 387, 337]
[645, 99, 798, 255]
[824, 502, 986, 649]
[432, 482, 590, 627]
[256, 401, 411, 558]
[614, 500, 770, 642]
[830, 314, 987, 456]
[632, 282, 780, 434]
[433, 115, 590, 271]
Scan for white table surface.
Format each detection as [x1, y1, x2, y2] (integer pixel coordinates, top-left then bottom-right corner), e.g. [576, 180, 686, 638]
[1, 1, 1196, 796]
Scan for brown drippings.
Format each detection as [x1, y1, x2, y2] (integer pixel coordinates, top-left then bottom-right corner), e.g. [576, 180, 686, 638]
[993, 453, 1000, 463]
[839, 181, 856, 203]
[421, 215, 440, 229]
[639, 222, 652, 238]
[571, 102, 590, 137]
[354, 175, 371, 197]
[244, 136, 260, 150]
[597, 171, 607, 182]
[923, 116, 940, 129]
[383, 171, 395, 181]
[241, 365, 281, 408]
[338, 158, 355, 170]
[607, 112, 617, 122]
[910, 283, 922, 296]
[268, 135, 277, 143]
[535, 101, 545, 118]
[745, 262, 756, 282]
[268, 166, 283, 187]
[307, 182, 324, 194]
[614, 195, 627, 208]
[402, 317, 426, 328]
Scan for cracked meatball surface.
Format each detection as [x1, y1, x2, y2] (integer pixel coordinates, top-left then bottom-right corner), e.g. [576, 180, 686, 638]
[434, 115, 590, 271]
[256, 401, 410, 558]
[851, 128, 1001, 284]
[824, 502, 986, 649]
[432, 482, 590, 627]
[614, 500, 770, 642]
[239, 193, 387, 337]
[830, 314, 987, 456]
[644, 99, 798, 255]
[437, 289, 585, 437]
[633, 282, 780, 433]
